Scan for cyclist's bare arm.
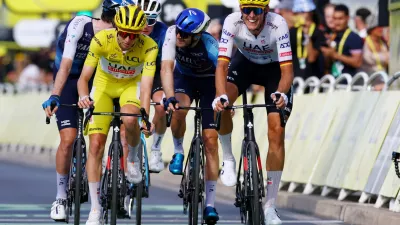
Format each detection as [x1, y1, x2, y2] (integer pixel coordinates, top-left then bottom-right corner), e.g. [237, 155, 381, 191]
[277, 63, 293, 94]
[77, 65, 96, 108]
[160, 60, 175, 99]
[141, 44, 158, 115]
[52, 17, 87, 96]
[215, 60, 230, 111]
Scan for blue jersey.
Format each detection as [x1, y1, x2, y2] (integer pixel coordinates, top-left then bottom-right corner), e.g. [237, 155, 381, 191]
[149, 21, 168, 75]
[54, 16, 95, 79]
[162, 26, 219, 77]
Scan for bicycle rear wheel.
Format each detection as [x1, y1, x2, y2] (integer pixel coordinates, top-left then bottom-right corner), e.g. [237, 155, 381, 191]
[110, 141, 119, 225]
[72, 137, 83, 225]
[136, 142, 144, 225]
[189, 138, 201, 225]
[248, 142, 261, 225]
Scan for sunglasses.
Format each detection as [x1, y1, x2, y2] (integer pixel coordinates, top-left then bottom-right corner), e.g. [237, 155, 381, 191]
[118, 31, 138, 40]
[147, 18, 157, 26]
[241, 7, 264, 15]
[175, 28, 193, 39]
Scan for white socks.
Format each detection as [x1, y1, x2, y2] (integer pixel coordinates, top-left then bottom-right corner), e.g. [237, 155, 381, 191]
[265, 171, 282, 208]
[205, 181, 217, 207]
[173, 137, 184, 154]
[89, 182, 101, 211]
[128, 144, 140, 163]
[218, 133, 235, 161]
[56, 172, 68, 199]
[152, 133, 164, 151]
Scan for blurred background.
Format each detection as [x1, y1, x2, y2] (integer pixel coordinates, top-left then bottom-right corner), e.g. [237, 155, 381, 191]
[0, 0, 395, 92]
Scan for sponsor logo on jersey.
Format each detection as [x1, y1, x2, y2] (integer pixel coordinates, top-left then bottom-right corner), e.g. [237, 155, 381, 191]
[234, 20, 244, 27]
[280, 51, 292, 57]
[72, 18, 85, 30]
[93, 36, 102, 47]
[126, 56, 140, 62]
[222, 29, 235, 37]
[280, 42, 290, 48]
[89, 127, 103, 131]
[145, 46, 158, 54]
[219, 47, 227, 52]
[243, 42, 273, 54]
[220, 38, 229, 44]
[146, 61, 156, 67]
[77, 43, 90, 51]
[108, 63, 136, 75]
[190, 52, 204, 57]
[278, 33, 289, 41]
[110, 53, 118, 59]
[266, 22, 278, 30]
[107, 34, 114, 42]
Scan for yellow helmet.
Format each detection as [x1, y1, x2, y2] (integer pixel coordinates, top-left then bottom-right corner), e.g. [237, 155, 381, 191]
[239, 0, 270, 7]
[114, 5, 147, 33]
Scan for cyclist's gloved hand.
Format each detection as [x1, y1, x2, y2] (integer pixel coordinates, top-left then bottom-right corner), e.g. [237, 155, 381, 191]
[271, 92, 288, 109]
[42, 95, 60, 117]
[212, 94, 229, 112]
[164, 97, 179, 111]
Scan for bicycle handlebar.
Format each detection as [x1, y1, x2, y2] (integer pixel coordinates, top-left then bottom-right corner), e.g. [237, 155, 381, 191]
[46, 103, 78, 124]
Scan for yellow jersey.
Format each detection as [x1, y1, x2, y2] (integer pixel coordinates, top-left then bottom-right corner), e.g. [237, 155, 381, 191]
[84, 28, 159, 82]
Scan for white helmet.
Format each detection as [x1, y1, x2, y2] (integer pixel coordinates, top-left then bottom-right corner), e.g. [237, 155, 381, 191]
[135, 0, 162, 18]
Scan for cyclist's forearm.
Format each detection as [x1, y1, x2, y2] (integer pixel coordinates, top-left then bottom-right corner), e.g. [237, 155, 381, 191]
[277, 64, 294, 94]
[140, 76, 153, 114]
[215, 61, 228, 96]
[77, 77, 90, 98]
[160, 62, 175, 98]
[51, 59, 73, 96]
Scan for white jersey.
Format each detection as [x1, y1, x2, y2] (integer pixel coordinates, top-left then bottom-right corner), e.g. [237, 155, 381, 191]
[218, 12, 292, 65]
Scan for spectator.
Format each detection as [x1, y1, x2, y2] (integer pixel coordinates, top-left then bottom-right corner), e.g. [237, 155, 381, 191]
[274, 0, 295, 28]
[321, 4, 363, 77]
[354, 7, 371, 40]
[290, 0, 326, 80]
[322, 3, 335, 40]
[360, 13, 389, 91]
[0, 46, 7, 83]
[17, 53, 44, 92]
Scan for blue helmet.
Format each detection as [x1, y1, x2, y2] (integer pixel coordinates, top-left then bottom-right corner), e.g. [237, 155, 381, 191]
[175, 8, 211, 34]
[102, 0, 134, 12]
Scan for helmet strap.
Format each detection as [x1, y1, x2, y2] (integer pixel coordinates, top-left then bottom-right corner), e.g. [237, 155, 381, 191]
[189, 34, 201, 48]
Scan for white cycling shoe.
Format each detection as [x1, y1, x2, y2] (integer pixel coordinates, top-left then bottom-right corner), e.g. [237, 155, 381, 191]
[149, 151, 164, 172]
[50, 199, 67, 221]
[264, 207, 282, 225]
[127, 161, 143, 184]
[86, 209, 101, 225]
[220, 160, 237, 187]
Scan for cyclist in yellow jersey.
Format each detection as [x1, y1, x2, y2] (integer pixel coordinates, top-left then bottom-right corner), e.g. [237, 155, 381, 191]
[77, 5, 158, 225]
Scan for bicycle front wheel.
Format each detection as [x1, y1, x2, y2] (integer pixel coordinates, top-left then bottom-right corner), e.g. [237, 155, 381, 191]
[189, 138, 201, 225]
[110, 141, 119, 225]
[73, 138, 83, 225]
[248, 142, 261, 225]
[136, 142, 144, 225]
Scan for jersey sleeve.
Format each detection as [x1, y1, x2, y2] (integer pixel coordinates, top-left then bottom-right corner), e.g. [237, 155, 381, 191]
[84, 31, 105, 68]
[203, 34, 219, 66]
[275, 18, 292, 64]
[161, 26, 177, 61]
[218, 14, 238, 62]
[62, 16, 89, 60]
[143, 39, 159, 77]
[349, 33, 363, 54]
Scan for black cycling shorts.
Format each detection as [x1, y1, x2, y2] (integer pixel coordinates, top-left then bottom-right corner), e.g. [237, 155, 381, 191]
[227, 52, 293, 116]
[151, 73, 163, 98]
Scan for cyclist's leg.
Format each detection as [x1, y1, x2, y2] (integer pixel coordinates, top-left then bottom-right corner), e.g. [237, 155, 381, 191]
[120, 80, 142, 184]
[169, 71, 191, 175]
[219, 52, 253, 187]
[149, 74, 166, 171]
[262, 62, 293, 224]
[51, 78, 78, 220]
[86, 86, 113, 224]
[198, 76, 219, 220]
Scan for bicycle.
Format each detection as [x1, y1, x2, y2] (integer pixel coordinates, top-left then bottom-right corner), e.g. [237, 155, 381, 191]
[215, 93, 286, 225]
[46, 104, 89, 225]
[165, 94, 213, 225]
[84, 98, 151, 225]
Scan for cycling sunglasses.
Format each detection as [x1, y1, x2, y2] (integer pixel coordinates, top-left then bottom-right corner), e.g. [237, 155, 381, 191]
[118, 31, 138, 40]
[241, 7, 264, 15]
[147, 18, 157, 26]
[175, 28, 193, 39]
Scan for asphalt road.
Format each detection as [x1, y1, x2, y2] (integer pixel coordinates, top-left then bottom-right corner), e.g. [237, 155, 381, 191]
[0, 161, 348, 225]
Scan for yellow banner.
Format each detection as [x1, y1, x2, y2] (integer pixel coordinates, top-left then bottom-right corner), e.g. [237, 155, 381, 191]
[4, 0, 102, 13]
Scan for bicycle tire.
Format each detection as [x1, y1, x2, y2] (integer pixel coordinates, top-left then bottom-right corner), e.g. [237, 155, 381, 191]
[110, 141, 119, 225]
[73, 138, 82, 225]
[248, 142, 261, 225]
[136, 142, 144, 225]
[190, 138, 201, 225]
